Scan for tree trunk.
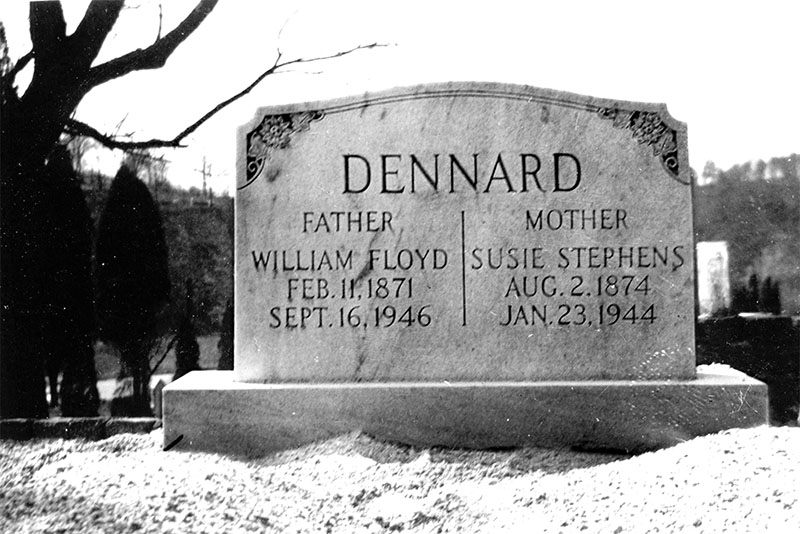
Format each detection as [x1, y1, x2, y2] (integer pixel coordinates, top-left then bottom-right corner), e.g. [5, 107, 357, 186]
[1, 108, 54, 417]
[111, 341, 153, 417]
[1, 0, 219, 418]
[0, 111, 98, 418]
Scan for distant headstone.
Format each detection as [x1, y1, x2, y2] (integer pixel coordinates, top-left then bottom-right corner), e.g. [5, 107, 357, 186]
[697, 241, 731, 316]
[152, 379, 166, 419]
[164, 83, 767, 455]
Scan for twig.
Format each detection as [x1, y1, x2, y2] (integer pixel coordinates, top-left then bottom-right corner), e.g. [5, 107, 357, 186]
[156, 3, 163, 42]
[150, 333, 178, 376]
[3, 51, 33, 84]
[67, 42, 387, 151]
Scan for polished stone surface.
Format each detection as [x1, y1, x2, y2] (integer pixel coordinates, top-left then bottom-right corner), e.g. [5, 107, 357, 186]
[163, 367, 768, 455]
[235, 82, 695, 383]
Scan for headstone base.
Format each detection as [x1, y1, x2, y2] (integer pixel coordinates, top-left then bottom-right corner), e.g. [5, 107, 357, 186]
[162, 366, 767, 456]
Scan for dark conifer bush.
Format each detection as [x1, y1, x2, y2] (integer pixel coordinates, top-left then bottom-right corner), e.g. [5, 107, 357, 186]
[217, 299, 234, 371]
[96, 164, 170, 416]
[44, 146, 100, 416]
[173, 279, 201, 381]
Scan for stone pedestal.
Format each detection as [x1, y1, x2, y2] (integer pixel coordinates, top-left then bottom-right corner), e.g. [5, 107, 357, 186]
[163, 366, 767, 455]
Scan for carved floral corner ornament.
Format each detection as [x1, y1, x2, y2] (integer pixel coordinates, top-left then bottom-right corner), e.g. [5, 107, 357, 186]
[238, 97, 687, 190]
[240, 110, 325, 190]
[596, 107, 686, 183]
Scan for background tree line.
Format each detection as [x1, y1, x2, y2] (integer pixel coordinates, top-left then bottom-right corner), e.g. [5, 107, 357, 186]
[695, 154, 800, 315]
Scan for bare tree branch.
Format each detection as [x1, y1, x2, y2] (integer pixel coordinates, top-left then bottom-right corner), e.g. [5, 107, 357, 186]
[29, 2, 67, 60]
[169, 42, 386, 143]
[67, 42, 387, 151]
[273, 42, 391, 71]
[86, 0, 218, 89]
[3, 50, 33, 85]
[276, 10, 297, 53]
[68, 0, 125, 69]
[156, 3, 164, 42]
[65, 118, 186, 150]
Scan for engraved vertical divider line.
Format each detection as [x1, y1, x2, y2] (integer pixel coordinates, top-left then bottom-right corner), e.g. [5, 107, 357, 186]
[461, 210, 467, 326]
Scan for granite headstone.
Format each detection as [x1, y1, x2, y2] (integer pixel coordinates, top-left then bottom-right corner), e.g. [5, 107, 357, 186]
[164, 83, 767, 454]
[697, 241, 731, 316]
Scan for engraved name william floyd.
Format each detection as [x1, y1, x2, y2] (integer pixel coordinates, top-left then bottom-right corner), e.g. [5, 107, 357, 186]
[236, 84, 693, 384]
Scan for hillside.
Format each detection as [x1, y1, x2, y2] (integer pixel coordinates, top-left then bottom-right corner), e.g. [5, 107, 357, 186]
[695, 154, 800, 314]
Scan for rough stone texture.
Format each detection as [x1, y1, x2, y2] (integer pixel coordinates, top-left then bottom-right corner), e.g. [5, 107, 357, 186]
[163, 366, 767, 456]
[235, 82, 695, 383]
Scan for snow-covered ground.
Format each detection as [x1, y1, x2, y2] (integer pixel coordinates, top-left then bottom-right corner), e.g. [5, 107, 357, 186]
[1, 426, 798, 533]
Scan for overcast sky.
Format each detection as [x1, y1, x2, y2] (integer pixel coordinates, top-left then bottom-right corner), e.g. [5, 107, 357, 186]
[2, 0, 799, 193]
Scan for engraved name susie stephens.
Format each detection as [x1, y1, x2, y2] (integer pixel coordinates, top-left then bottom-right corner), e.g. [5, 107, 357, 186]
[251, 150, 687, 332]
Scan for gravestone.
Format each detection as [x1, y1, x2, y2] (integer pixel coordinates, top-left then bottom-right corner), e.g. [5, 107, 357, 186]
[163, 82, 767, 455]
[152, 379, 166, 419]
[697, 241, 731, 316]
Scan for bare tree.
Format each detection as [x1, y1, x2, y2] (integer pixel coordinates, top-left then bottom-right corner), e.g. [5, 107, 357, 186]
[0, 0, 381, 418]
[64, 134, 98, 179]
[123, 149, 169, 190]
